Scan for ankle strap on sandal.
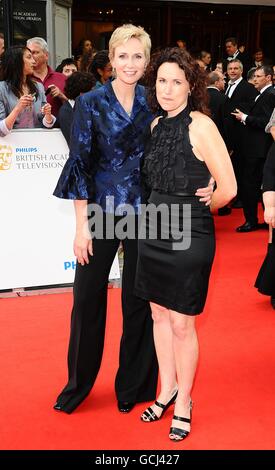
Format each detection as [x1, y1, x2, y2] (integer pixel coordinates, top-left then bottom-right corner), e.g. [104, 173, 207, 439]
[154, 400, 166, 410]
[173, 414, 191, 424]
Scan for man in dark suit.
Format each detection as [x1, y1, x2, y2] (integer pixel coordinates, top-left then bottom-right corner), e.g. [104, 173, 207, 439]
[224, 37, 252, 79]
[207, 71, 232, 215]
[223, 59, 258, 207]
[232, 65, 275, 232]
[207, 70, 226, 138]
[252, 49, 272, 68]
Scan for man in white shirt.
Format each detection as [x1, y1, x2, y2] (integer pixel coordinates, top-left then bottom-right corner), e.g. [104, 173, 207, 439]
[232, 66, 275, 231]
[223, 60, 258, 209]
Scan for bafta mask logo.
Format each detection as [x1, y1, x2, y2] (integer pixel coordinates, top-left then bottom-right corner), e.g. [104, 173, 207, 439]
[0, 145, 13, 170]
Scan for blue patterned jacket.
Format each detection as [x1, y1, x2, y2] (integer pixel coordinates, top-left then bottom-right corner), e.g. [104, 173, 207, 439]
[53, 80, 152, 214]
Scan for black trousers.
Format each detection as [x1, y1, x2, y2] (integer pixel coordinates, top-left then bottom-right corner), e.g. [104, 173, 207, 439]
[255, 229, 275, 296]
[242, 157, 265, 225]
[55, 215, 158, 413]
[231, 148, 244, 202]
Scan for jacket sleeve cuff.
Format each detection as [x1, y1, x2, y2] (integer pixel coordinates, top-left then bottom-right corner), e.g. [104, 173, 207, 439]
[0, 119, 11, 136]
[42, 115, 56, 128]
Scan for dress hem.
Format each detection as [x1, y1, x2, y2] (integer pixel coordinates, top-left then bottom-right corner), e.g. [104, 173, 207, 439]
[134, 288, 203, 316]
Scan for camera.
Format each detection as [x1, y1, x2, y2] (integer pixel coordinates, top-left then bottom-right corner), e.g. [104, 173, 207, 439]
[45, 85, 55, 96]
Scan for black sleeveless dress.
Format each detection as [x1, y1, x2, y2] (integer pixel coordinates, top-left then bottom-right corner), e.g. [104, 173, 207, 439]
[135, 106, 215, 315]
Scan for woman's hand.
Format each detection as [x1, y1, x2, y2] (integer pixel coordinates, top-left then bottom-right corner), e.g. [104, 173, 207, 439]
[263, 192, 275, 227]
[73, 232, 93, 266]
[73, 200, 91, 265]
[16, 94, 34, 112]
[41, 103, 53, 123]
[41, 103, 52, 117]
[195, 176, 215, 206]
[264, 207, 275, 227]
[5, 94, 35, 132]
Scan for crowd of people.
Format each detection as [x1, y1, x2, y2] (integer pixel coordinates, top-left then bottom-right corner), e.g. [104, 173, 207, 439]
[0, 27, 274, 442]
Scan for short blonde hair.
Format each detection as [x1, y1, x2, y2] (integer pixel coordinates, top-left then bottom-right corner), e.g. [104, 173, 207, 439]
[109, 24, 151, 63]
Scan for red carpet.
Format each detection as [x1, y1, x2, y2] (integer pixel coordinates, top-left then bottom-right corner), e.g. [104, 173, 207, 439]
[1, 209, 275, 450]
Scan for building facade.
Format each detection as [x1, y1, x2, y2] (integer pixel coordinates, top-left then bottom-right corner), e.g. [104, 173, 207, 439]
[0, 0, 72, 68]
[0, 0, 274, 67]
[72, 0, 275, 64]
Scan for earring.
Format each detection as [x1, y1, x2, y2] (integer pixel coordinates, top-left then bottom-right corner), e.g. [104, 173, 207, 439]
[112, 67, 116, 78]
[188, 90, 191, 96]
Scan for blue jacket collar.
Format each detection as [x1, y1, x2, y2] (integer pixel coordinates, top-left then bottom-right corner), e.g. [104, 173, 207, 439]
[104, 80, 147, 121]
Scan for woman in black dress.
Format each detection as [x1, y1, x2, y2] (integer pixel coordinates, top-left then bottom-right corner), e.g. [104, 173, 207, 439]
[255, 110, 275, 307]
[53, 27, 214, 417]
[135, 48, 237, 441]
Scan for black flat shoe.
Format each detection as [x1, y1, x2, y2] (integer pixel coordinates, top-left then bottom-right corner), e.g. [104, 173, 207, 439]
[169, 400, 193, 442]
[236, 222, 259, 232]
[117, 401, 135, 413]
[53, 401, 75, 414]
[141, 389, 178, 422]
[53, 402, 63, 411]
[53, 402, 72, 414]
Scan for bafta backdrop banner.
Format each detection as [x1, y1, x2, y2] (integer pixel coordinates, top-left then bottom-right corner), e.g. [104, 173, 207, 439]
[13, 0, 47, 44]
[0, 129, 120, 290]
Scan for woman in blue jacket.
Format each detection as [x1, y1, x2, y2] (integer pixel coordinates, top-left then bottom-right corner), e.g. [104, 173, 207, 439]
[53, 25, 212, 414]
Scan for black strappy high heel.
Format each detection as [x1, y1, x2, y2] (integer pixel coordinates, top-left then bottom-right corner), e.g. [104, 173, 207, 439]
[141, 389, 178, 422]
[169, 400, 193, 441]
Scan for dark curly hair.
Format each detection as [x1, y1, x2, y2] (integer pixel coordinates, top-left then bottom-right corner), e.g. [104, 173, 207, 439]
[64, 71, 96, 100]
[145, 47, 209, 115]
[55, 57, 76, 73]
[89, 50, 110, 81]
